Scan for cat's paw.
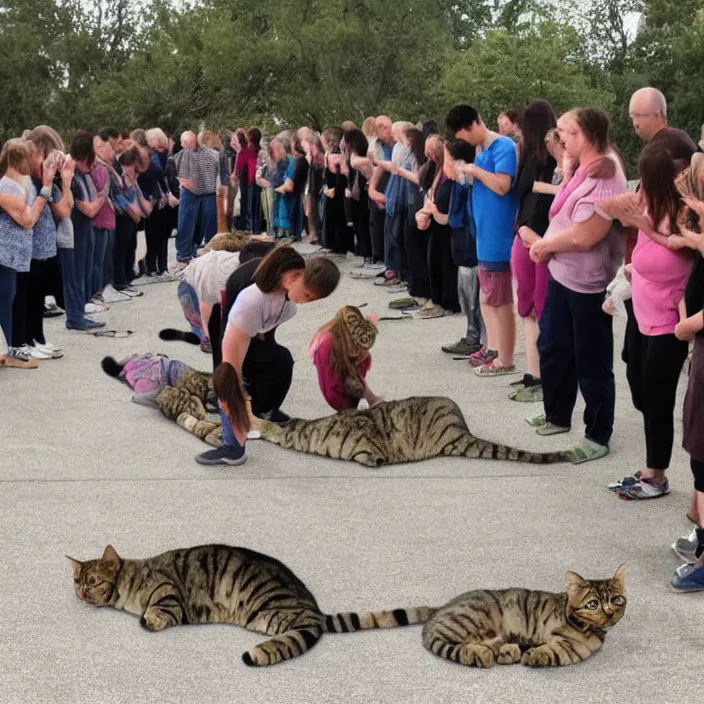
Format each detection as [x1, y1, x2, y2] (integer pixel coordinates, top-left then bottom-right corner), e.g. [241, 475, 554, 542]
[521, 645, 556, 668]
[140, 609, 170, 632]
[497, 643, 522, 665]
[459, 643, 495, 668]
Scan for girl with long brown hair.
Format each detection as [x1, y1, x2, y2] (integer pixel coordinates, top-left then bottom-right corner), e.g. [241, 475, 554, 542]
[309, 305, 382, 411]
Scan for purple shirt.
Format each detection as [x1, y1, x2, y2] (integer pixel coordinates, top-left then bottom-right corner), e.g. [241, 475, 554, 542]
[90, 163, 116, 230]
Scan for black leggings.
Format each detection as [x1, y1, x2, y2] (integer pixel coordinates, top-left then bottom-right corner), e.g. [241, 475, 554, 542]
[11, 259, 51, 346]
[625, 322, 689, 470]
[404, 205, 430, 299]
[428, 228, 459, 312]
[350, 193, 371, 259]
[145, 207, 171, 274]
[114, 215, 137, 289]
[692, 458, 704, 493]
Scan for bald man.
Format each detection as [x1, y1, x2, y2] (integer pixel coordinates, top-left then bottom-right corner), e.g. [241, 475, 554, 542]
[172, 130, 219, 270]
[629, 88, 668, 141]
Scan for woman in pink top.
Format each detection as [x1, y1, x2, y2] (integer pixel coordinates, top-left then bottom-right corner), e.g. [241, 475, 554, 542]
[310, 306, 382, 412]
[523, 108, 627, 464]
[608, 135, 696, 500]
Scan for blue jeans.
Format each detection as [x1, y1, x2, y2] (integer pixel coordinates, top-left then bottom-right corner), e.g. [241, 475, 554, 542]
[92, 227, 109, 296]
[538, 279, 615, 446]
[103, 229, 115, 289]
[0, 263, 17, 347]
[384, 212, 403, 273]
[218, 404, 246, 454]
[72, 225, 91, 307]
[177, 280, 205, 342]
[176, 191, 218, 262]
[248, 184, 262, 234]
[58, 248, 89, 327]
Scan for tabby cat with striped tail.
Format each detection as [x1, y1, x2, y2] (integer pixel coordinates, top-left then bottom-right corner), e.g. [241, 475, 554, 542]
[253, 396, 570, 467]
[422, 566, 626, 668]
[68, 544, 432, 667]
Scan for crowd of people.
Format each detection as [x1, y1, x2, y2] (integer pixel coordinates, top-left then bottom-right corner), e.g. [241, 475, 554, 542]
[2, 86, 704, 591]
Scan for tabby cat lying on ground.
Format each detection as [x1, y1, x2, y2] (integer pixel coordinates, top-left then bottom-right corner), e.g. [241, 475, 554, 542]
[253, 397, 570, 467]
[422, 566, 626, 668]
[68, 544, 431, 666]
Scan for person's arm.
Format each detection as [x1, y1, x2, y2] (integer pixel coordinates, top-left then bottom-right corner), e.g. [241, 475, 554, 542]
[367, 165, 386, 206]
[529, 212, 612, 262]
[76, 193, 106, 218]
[462, 164, 512, 196]
[426, 200, 449, 225]
[667, 226, 704, 255]
[395, 166, 420, 185]
[276, 178, 294, 194]
[675, 310, 704, 342]
[350, 154, 373, 173]
[0, 155, 57, 228]
[221, 324, 252, 377]
[51, 156, 77, 220]
[199, 301, 213, 339]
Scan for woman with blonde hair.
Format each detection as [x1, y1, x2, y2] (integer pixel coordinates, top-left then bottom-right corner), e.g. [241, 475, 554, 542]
[0, 140, 59, 367]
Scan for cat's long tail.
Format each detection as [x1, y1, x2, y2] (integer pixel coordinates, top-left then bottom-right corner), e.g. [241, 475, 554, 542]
[159, 328, 200, 345]
[101, 356, 125, 378]
[467, 439, 571, 464]
[324, 606, 437, 633]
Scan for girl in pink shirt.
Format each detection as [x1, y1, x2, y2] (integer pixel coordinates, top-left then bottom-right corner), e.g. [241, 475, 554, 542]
[609, 135, 696, 500]
[310, 306, 382, 412]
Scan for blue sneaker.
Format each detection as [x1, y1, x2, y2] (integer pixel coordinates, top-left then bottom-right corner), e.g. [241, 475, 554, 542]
[66, 318, 106, 331]
[196, 446, 247, 467]
[671, 563, 704, 593]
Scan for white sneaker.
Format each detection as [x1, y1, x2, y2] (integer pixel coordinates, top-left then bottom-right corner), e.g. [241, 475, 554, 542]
[23, 344, 52, 360]
[101, 285, 132, 303]
[32, 341, 63, 359]
[85, 302, 109, 314]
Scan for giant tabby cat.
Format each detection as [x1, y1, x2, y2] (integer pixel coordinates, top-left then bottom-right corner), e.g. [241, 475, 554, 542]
[68, 544, 432, 666]
[253, 397, 570, 466]
[422, 566, 626, 668]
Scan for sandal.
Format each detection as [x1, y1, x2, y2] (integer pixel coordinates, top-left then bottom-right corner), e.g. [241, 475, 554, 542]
[509, 384, 543, 402]
[91, 329, 134, 338]
[536, 422, 570, 436]
[474, 362, 517, 377]
[566, 438, 609, 464]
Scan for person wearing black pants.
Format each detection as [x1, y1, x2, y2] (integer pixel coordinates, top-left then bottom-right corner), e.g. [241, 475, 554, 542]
[538, 279, 615, 448]
[113, 214, 138, 291]
[625, 327, 689, 472]
[145, 206, 171, 275]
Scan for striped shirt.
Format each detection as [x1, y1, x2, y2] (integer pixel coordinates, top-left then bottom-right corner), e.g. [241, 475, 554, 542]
[173, 147, 219, 195]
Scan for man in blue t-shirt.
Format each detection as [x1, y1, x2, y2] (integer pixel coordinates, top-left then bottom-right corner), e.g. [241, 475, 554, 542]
[446, 104, 518, 376]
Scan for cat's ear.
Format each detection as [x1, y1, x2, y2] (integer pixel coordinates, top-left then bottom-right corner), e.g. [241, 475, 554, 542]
[100, 545, 120, 569]
[565, 571, 588, 596]
[611, 564, 626, 592]
[66, 556, 82, 576]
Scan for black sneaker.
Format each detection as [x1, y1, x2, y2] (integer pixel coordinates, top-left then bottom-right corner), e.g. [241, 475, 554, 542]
[441, 338, 481, 356]
[44, 303, 65, 318]
[263, 409, 291, 423]
[195, 446, 248, 466]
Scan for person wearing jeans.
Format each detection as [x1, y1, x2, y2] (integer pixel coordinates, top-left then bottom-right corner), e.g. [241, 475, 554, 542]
[197, 246, 341, 466]
[0, 139, 57, 366]
[173, 131, 219, 270]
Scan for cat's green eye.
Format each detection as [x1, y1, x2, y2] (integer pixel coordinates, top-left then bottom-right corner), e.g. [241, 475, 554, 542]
[586, 600, 599, 610]
[612, 596, 625, 606]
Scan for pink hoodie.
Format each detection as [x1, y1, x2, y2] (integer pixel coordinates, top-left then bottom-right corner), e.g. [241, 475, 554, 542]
[631, 230, 693, 336]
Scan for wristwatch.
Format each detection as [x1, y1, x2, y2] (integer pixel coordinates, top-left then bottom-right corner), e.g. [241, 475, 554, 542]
[39, 186, 53, 200]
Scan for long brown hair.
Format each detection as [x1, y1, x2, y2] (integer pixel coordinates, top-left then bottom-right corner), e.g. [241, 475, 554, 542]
[316, 306, 377, 383]
[254, 244, 306, 292]
[212, 362, 251, 433]
[518, 99, 557, 168]
[639, 136, 696, 234]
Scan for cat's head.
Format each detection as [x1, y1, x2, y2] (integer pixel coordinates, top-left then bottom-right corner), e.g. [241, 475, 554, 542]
[66, 545, 122, 607]
[565, 565, 626, 630]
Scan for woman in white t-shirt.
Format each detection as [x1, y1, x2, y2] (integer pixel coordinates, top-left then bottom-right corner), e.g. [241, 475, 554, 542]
[197, 245, 341, 466]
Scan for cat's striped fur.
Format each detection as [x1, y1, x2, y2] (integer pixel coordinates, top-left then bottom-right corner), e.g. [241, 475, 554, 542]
[175, 413, 222, 446]
[68, 545, 432, 667]
[254, 397, 570, 467]
[422, 567, 626, 668]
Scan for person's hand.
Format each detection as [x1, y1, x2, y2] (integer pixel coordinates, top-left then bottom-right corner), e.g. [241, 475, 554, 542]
[518, 225, 539, 248]
[179, 178, 196, 193]
[678, 226, 704, 252]
[667, 234, 690, 251]
[127, 204, 142, 221]
[41, 151, 61, 187]
[529, 238, 552, 263]
[369, 191, 385, 206]
[461, 163, 477, 180]
[60, 155, 76, 186]
[167, 193, 179, 208]
[683, 197, 704, 219]
[415, 209, 431, 231]
[675, 318, 697, 342]
[623, 263, 633, 282]
[324, 187, 335, 199]
[275, 185, 286, 194]
[366, 313, 380, 326]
